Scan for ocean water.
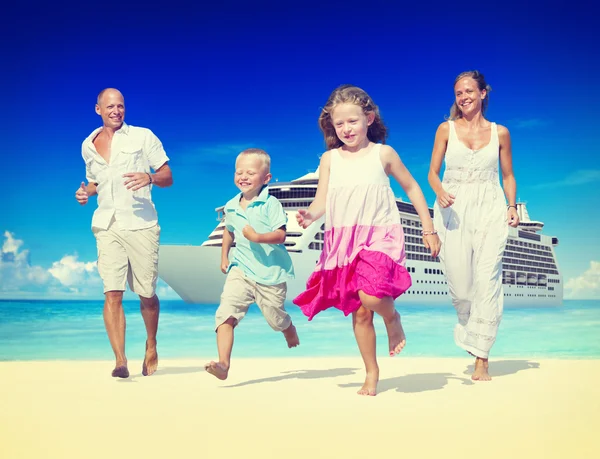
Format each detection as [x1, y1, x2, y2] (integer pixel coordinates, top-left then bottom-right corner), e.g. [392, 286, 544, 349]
[0, 299, 598, 360]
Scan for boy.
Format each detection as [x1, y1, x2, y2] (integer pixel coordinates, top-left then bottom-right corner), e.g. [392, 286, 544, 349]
[205, 148, 299, 380]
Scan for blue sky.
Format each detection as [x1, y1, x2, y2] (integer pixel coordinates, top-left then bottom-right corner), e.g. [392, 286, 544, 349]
[1, 0, 599, 299]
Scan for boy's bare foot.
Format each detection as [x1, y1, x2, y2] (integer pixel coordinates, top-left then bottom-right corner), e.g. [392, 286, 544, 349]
[384, 311, 406, 356]
[205, 361, 229, 380]
[357, 370, 379, 396]
[142, 341, 158, 376]
[472, 357, 491, 381]
[111, 365, 129, 378]
[283, 324, 300, 348]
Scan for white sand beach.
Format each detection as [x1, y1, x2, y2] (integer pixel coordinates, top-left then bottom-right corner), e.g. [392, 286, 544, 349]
[1, 357, 598, 459]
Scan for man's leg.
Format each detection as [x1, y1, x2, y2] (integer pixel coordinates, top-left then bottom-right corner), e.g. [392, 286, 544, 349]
[103, 290, 129, 378]
[94, 221, 130, 378]
[140, 294, 159, 376]
[125, 224, 161, 375]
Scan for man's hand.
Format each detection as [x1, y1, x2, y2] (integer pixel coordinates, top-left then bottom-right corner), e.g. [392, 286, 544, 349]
[242, 225, 260, 243]
[75, 182, 89, 205]
[123, 172, 151, 191]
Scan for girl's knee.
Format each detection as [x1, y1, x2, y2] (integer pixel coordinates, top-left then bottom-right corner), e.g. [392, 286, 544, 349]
[353, 307, 373, 325]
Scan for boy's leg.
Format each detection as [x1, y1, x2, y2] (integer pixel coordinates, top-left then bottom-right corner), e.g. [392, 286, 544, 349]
[352, 306, 378, 396]
[358, 291, 405, 356]
[255, 282, 299, 348]
[206, 317, 236, 380]
[205, 267, 253, 380]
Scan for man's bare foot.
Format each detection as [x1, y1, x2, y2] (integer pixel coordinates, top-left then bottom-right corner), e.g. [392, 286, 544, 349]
[204, 361, 229, 380]
[472, 357, 491, 381]
[384, 311, 406, 356]
[111, 365, 129, 378]
[282, 324, 300, 348]
[142, 341, 158, 376]
[357, 370, 379, 396]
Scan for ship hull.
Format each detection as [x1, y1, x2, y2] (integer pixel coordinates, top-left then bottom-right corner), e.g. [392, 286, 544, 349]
[159, 245, 563, 307]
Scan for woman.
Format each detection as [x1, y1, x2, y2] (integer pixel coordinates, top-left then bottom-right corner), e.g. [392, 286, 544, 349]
[428, 70, 519, 381]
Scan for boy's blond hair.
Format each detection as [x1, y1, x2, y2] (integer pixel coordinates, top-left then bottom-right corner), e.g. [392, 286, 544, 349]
[236, 148, 271, 172]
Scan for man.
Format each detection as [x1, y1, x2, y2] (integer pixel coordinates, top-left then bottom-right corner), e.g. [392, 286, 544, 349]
[75, 88, 173, 378]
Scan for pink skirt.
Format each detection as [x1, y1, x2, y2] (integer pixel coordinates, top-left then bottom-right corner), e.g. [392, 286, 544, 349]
[293, 250, 412, 320]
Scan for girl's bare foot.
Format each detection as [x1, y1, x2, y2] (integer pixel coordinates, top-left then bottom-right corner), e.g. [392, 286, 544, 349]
[472, 357, 491, 381]
[384, 311, 406, 356]
[282, 324, 300, 348]
[204, 361, 229, 380]
[357, 370, 379, 396]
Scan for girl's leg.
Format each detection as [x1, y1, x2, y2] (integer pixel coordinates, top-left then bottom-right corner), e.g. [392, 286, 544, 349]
[352, 306, 378, 396]
[358, 291, 406, 356]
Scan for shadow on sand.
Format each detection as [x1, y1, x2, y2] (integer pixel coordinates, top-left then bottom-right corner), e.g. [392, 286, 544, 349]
[339, 372, 475, 394]
[338, 359, 540, 394]
[462, 359, 540, 377]
[115, 365, 206, 383]
[223, 367, 361, 388]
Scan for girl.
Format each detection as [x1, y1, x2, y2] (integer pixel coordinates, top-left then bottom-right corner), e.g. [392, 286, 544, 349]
[428, 70, 519, 381]
[293, 85, 441, 396]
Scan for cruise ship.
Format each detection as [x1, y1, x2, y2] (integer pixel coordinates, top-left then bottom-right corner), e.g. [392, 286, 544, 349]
[158, 171, 563, 306]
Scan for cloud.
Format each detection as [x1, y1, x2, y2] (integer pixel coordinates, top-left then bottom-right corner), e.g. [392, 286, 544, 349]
[531, 169, 600, 190]
[0, 231, 183, 300]
[48, 255, 102, 292]
[565, 261, 600, 300]
[511, 118, 551, 129]
[1, 231, 101, 298]
[156, 281, 182, 300]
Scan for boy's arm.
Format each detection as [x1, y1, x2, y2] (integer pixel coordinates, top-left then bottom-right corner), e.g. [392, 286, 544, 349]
[241, 195, 288, 244]
[242, 226, 286, 244]
[221, 228, 234, 273]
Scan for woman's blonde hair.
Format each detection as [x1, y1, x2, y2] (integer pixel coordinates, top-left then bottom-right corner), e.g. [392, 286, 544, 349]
[318, 85, 388, 149]
[448, 70, 492, 120]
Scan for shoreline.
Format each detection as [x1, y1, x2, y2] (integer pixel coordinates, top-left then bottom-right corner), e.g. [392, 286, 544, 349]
[1, 357, 598, 458]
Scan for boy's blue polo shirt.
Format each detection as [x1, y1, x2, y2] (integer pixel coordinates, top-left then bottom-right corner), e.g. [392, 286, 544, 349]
[224, 186, 294, 285]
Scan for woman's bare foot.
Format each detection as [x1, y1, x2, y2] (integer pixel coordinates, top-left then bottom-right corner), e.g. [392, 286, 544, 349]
[204, 361, 229, 380]
[472, 357, 491, 381]
[357, 370, 379, 396]
[384, 311, 406, 356]
[142, 340, 158, 376]
[282, 324, 300, 348]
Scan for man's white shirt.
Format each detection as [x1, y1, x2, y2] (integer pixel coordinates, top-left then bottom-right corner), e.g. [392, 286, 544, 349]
[82, 123, 169, 230]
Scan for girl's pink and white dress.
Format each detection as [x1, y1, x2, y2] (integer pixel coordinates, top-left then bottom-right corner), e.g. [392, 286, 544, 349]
[293, 143, 412, 320]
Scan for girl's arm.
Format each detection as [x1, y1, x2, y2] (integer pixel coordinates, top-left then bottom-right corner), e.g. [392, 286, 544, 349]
[297, 151, 331, 228]
[427, 122, 454, 207]
[499, 125, 520, 227]
[382, 145, 441, 257]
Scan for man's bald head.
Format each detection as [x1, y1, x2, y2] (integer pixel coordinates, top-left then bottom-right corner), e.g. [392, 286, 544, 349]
[97, 88, 124, 105]
[95, 88, 125, 129]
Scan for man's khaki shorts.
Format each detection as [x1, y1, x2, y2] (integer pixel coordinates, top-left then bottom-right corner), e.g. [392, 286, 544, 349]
[93, 218, 160, 298]
[215, 266, 291, 332]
